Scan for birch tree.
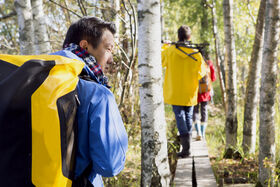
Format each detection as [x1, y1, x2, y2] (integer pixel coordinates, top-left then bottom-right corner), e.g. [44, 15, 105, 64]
[138, 0, 170, 186]
[31, 0, 51, 54]
[200, 0, 209, 42]
[15, 0, 50, 55]
[160, 0, 165, 41]
[14, 0, 34, 55]
[242, 0, 266, 154]
[223, 0, 238, 158]
[113, 0, 120, 45]
[259, 0, 280, 185]
[209, 0, 226, 109]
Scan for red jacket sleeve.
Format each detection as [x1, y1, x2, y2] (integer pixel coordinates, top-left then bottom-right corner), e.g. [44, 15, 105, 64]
[208, 60, 216, 82]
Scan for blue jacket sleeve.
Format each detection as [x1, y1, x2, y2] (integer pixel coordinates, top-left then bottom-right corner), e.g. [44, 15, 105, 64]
[88, 87, 128, 177]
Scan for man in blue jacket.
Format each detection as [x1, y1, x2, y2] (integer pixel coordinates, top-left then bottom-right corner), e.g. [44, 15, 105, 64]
[52, 17, 128, 187]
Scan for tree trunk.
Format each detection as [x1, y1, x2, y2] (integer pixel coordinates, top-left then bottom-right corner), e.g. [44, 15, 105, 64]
[242, 0, 266, 155]
[210, 0, 226, 109]
[122, 4, 132, 56]
[160, 0, 165, 41]
[101, 0, 114, 21]
[200, 0, 209, 42]
[14, 0, 34, 55]
[31, 0, 51, 54]
[259, 0, 280, 185]
[138, 0, 170, 186]
[113, 0, 120, 45]
[223, 0, 238, 158]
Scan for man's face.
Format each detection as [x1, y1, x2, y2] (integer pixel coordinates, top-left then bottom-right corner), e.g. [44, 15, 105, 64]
[87, 29, 114, 73]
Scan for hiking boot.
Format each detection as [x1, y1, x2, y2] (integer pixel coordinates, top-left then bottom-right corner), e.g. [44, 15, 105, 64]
[177, 133, 191, 158]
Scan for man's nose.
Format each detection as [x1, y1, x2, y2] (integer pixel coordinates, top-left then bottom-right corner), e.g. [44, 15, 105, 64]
[107, 55, 113, 64]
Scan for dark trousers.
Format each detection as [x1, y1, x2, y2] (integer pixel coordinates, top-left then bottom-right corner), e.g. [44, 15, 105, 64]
[193, 101, 208, 123]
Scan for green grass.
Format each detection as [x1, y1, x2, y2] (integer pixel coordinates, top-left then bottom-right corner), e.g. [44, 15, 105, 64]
[206, 103, 226, 159]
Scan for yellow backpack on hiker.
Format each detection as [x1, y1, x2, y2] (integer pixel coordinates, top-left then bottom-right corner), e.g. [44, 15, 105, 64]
[198, 61, 212, 94]
[0, 54, 84, 187]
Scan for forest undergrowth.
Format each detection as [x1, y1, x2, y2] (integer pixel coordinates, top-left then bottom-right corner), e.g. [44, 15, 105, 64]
[207, 81, 280, 186]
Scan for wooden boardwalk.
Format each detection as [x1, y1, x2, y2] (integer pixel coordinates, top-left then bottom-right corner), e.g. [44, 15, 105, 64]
[174, 137, 217, 187]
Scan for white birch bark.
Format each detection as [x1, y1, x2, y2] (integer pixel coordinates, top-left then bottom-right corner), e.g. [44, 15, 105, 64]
[31, 0, 51, 54]
[160, 0, 164, 41]
[14, 0, 34, 55]
[223, 0, 238, 157]
[242, 0, 266, 154]
[138, 0, 170, 186]
[113, 0, 120, 45]
[211, 0, 226, 109]
[259, 0, 280, 185]
[123, 9, 131, 56]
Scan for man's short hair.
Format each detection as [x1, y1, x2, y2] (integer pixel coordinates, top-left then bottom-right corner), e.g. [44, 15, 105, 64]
[63, 17, 116, 49]
[177, 25, 191, 41]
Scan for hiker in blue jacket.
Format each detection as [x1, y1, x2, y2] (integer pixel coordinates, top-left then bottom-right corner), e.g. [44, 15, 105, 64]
[51, 17, 128, 187]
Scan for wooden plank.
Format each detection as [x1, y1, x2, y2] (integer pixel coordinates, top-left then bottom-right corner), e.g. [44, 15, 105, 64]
[192, 139, 217, 187]
[194, 156, 217, 187]
[174, 136, 217, 187]
[224, 184, 255, 187]
[174, 157, 192, 187]
[191, 139, 209, 157]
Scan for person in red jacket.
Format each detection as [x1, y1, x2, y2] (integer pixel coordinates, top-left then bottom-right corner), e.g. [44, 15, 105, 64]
[193, 50, 216, 140]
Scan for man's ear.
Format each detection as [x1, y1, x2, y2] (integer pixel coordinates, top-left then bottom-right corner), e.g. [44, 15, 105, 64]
[79, 40, 88, 50]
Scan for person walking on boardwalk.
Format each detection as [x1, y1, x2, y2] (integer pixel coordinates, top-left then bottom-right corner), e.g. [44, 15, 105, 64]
[162, 25, 207, 158]
[193, 49, 216, 141]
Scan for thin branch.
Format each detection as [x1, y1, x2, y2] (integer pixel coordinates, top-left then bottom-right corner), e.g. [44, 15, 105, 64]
[247, 0, 256, 26]
[120, 60, 130, 69]
[48, 0, 82, 18]
[122, 0, 135, 62]
[115, 42, 130, 67]
[127, 0, 138, 101]
[62, 0, 72, 24]
[128, 0, 137, 62]
[76, 0, 87, 16]
[0, 37, 16, 50]
[80, 0, 87, 16]
[121, 0, 130, 15]
[84, 4, 127, 24]
[117, 14, 127, 24]
[0, 11, 16, 21]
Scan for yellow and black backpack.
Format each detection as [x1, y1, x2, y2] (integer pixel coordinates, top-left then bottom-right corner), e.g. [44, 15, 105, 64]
[0, 54, 84, 187]
[198, 60, 212, 94]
